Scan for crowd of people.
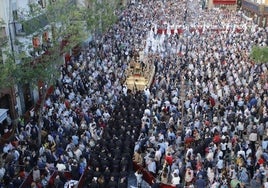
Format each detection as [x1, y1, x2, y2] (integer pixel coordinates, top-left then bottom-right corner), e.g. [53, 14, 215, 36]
[0, 0, 267, 188]
[131, 0, 268, 188]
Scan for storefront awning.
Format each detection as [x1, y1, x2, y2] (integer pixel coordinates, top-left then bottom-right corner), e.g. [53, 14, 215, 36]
[0, 109, 8, 124]
[213, 0, 237, 5]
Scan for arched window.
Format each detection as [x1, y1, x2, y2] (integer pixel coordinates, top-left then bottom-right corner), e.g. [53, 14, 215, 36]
[42, 31, 49, 43]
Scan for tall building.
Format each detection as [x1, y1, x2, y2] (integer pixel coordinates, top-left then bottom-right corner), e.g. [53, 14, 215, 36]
[241, 0, 268, 27]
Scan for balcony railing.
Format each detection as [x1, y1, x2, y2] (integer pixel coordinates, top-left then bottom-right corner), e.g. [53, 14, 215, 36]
[265, 5, 268, 14]
[213, 0, 237, 5]
[0, 36, 8, 46]
[0, 27, 8, 46]
[15, 14, 49, 36]
[242, 0, 260, 13]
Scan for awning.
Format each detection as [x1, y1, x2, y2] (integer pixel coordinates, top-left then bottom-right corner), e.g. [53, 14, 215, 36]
[213, 0, 237, 5]
[0, 109, 8, 123]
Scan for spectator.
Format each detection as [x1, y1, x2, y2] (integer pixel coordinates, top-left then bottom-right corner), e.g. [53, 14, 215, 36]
[135, 169, 143, 188]
[32, 166, 40, 182]
[195, 174, 207, 188]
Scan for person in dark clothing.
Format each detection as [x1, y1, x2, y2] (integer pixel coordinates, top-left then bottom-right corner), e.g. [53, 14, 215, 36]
[103, 166, 111, 183]
[93, 166, 101, 179]
[107, 176, 117, 188]
[118, 177, 128, 188]
[97, 175, 106, 188]
[71, 160, 80, 180]
[54, 175, 64, 188]
[85, 166, 94, 184]
[151, 179, 160, 188]
[120, 166, 129, 179]
[88, 177, 98, 188]
[12, 176, 23, 187]
[195, 175, 206, 188]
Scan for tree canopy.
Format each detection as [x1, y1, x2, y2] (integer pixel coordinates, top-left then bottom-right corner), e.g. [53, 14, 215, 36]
[250, 45, 268, 64]
[0, 0, 120, 90]
[83, 0, 119, 34]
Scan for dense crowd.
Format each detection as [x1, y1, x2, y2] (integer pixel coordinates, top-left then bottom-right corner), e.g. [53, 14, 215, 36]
[0, 0, 267, 188]
[132, 1, 268, 188]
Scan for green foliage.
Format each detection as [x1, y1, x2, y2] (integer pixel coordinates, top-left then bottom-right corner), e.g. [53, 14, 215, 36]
[83, 0, 119, 34]
[13, 0, 86, 88]
[0, 55, 16, 89]
[0, 19, 8, 46]
[0, 0, 119, 91]
[250, 46, 268, 64]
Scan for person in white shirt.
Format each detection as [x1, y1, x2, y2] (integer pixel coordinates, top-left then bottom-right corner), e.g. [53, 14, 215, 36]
[135, 169, 143, 188]
[171, 172, 180, 186]
[147, 158, 156, 176]
[0, 166, 5, 181]
[206, 167, 214, 185]
[221, 140, 227, 157]
[3, 143, 13, 154]
[228, 165, 237, 180]
[216, 156, 224, 174]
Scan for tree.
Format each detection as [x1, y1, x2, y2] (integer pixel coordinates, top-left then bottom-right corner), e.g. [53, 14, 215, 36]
[250, 46, 268, 64]
[0, 19, 16, 88]
[83, 0, 120, 36]
[250, 45, 268, 85]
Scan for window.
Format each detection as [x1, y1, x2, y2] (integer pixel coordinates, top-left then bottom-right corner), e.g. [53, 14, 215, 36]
[12, 10, 18, 20]
[15, 14, 49, 36]
[38, 0, 47, 8]
[32, 36, 40, 48]
[42, 31, 49, 43]
[1, 27, 7, 37]
[0, 27, 7, 45]
[14, 22, 25, 36]
[42, 31, 50, 51]
[0, 50, 3, 64]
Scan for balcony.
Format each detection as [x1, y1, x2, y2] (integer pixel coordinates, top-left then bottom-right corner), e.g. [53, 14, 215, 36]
[14, 14, 49, 36]
[213, 0, 237, 5]
[242, 0, 260, 13]
[265, 5, 268, 14]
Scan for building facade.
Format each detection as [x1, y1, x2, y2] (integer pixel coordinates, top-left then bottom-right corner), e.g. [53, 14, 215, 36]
[0, 0, 20, 121]
[242, 0, 268, 27]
